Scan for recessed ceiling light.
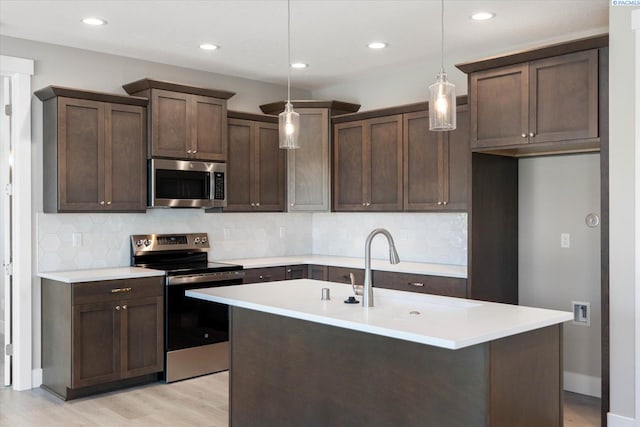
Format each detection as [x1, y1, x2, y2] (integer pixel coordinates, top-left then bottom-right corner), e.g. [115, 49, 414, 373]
[290, 63, 308, 69]
[81, 17, 107, 26]
[367, 42, 388, 49]
[199, 43, 219, 51]
[470, 12, 495, 21]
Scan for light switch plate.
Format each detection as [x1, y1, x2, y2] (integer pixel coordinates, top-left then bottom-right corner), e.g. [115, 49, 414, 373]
[561, 233, 570, 248]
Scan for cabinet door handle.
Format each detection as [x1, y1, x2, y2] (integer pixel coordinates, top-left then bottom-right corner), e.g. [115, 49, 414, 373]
[529, 132, 535, 137]
[408, 282, 425, 287]
[290, 203, 295, 207]
[111, 287, 132, 293]
[366, 202, 371, 207]
[187, 150, 192, 154]
[122, 305, 127, 310]
[256, 202, 260, 207]
[362, 202, 366, 207]
[100, 201, 105, 205]
[193, 150, 197, 154]
[251, 203, 255, 207]
[443, 201, 448, 206]
[287, 269, 292, 273]
[115, 305, 120, 310]
[521, 133, 527, 138]
[437, 201, 443, 206]
[259, 275, 272, 280]
[107, 201, 112, 205]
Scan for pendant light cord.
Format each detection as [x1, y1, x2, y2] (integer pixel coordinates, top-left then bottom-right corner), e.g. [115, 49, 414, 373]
[440, 0, 444, 74]
[287, 0, 291, 103]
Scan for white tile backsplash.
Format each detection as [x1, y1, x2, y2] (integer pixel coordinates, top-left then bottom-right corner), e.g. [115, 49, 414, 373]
[37, 210, 467, 272]
[312, 212, 467, 265]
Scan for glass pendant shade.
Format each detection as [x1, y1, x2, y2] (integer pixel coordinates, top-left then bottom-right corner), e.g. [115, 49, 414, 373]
[278, 103, 300, 149]
[429, 71, 456, 131]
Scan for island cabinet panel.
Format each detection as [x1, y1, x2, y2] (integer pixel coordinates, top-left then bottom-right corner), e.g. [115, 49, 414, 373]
[42, 276, 164, 400]
[36, 87, 147, 213]
[123, 79, 234, 162]
[469, 49, 599, 155]
[374, 270, 467, 298]
[226, 118, 284, 212]
[229, 308, 563, 427]
[403, 105, 470, 211]
[242, 267, 287, 284]
[333, 115, 403, 211]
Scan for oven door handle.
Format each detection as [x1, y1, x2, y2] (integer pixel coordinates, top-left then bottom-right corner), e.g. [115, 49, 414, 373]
[167, 271, 245, 286]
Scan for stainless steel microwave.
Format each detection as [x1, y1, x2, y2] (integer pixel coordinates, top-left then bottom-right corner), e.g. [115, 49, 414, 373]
[149, 159, 226, 208]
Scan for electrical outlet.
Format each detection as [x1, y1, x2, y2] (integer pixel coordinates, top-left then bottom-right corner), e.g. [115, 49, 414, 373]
[279, 226, 287, 239]
[72, 232, 82, 248]
[561, 233, 570, 248]
[571, 301, 590, 326]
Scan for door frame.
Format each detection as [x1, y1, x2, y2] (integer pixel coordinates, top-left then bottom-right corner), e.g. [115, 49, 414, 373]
[0, 55, 33, 391]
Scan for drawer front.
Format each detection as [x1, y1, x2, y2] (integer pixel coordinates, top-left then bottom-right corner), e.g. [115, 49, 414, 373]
[373, 271, 467, 298]
[307, 264, 328, 281]
[327, 266, 365, 286]
[73, 277, 164, 305]
[285, 265, 307, 280]
[243, 267, 287, 284]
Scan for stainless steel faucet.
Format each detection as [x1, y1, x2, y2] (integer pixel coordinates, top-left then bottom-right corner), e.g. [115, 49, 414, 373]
[363, 228, 400, 307]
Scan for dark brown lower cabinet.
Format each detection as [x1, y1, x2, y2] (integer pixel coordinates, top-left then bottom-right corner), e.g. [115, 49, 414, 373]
[42, 277, 164, 400]
[285, 265, 307, 280]
[242, 267, 287, 284]
[327, 266, 365, 286]
[373, 271, 467, 298]
[307, 264, 328, 280]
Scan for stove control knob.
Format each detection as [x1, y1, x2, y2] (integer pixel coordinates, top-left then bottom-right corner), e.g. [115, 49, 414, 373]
[201, 237, 208, 244]
[194, 237, 201, 244]
[135, 239, 144, 247]
[143, 239, 151, 247]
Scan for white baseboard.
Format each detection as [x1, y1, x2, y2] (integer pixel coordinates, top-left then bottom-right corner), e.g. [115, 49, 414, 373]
[607, 412, 636, 427]
[31, 368, 42, 388]
[563, 371, 601, 398]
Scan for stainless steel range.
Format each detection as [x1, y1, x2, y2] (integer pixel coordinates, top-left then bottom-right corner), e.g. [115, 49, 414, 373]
[130, 233, 244, 383]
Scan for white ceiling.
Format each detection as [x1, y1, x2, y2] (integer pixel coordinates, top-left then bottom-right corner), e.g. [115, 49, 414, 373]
[0, 0, 608, 91]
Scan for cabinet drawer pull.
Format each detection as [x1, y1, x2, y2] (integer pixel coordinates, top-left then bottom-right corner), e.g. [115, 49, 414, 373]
[408, 282, 425, 287]
[259, 275, 272, 280]
[287, 269, 292, 273]
[111, 287, 132, 293]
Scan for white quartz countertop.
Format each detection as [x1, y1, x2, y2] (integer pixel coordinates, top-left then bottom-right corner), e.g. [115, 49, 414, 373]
[188, 280, 573, 350]
[219, 255, 467, 279]
[39, 267, 165, 283]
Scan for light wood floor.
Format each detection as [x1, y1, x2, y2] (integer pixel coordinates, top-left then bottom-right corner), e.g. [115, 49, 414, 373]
[1, 372, 601, 426]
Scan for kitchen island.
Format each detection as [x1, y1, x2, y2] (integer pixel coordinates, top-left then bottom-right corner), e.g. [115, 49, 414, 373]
[188, 280, 573, 427]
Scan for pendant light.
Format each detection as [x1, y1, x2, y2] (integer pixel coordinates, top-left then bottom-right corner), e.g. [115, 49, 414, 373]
[429, 0, 456, 131]
[279, 0, 300, 149]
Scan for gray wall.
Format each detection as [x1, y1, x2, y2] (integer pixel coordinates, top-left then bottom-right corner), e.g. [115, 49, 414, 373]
[609, 5, 638, 421]
[519, 154, 601, 397]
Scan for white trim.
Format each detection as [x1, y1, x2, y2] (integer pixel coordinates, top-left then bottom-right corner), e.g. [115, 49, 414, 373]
[607, 413, 636, 427]
[563, 371, 601, 398]
[0, 55, 33, 391]
[634, 9, 640, 426]
[0, 56, 34, 76]
[31, 368, 42, 388]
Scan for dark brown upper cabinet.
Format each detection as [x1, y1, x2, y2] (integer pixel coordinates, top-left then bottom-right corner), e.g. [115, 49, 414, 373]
[333, 115, 403, 212]
[226, 113, 284, 212]
[466, 49, 599, 156]
[403, 105, 470, 211]
[259, 101, 360, 212]
[123, 79, 234, 161]
[35, 86, 148, 213]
